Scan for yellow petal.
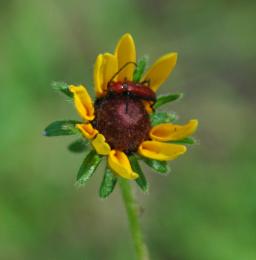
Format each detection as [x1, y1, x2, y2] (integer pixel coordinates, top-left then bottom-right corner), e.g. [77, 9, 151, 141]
[94, 54, 103, 96]
[108, 150, 139, 180]
[150, 120, 198, 141]
[94, 53, 118, 97]
[143, 101, 153, 114]
[69, 85, 95, 121]
[76, 123, 98, 139]
[138, 141, 186, 161]
[142, 52, 178, 92]
[115, 33, 136, 81]
[92, 134, 111, 155]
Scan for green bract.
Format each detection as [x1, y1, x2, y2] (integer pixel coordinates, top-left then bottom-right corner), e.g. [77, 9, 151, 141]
[133, 56, 148, 82]
[76, 150, 103, 185]
[169, 137, 197, 145]
[44, 120, 80, 136]
[52, 81, 73, 98]
[68, 139, 89, 153]
[130, 155, 148, 192]
[99, 167, 118, 198]
[140, 157, 170, 174]
[150, 112, 177, 126]
[154, 93, 183, 109]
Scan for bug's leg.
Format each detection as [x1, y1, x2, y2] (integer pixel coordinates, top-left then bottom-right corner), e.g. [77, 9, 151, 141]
[141, 79, 151, 86]
[125, 92, 130, 113]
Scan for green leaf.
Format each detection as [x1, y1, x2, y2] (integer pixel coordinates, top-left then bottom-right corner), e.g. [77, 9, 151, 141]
[154, 93, 183, 109]
[141, 157, 170, 175]
[150, 112, 177, 126]
[99, 167, 118, 198]
[68, 139, 89, 153]
[130, 155, 148, 192]
[52, 81, 73, 98]
[76, 150, 103, 185]
[133, 56, 148, 82]
[169, 137, 197, 145]
[44, 120, 80, 136]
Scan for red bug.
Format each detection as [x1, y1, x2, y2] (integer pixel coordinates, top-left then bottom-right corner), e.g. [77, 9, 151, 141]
[107, 80, 156, 101]
[107, 62, 156, 102]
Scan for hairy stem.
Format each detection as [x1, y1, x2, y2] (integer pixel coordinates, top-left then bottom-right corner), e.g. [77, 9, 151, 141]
[119, 178, 149, 260]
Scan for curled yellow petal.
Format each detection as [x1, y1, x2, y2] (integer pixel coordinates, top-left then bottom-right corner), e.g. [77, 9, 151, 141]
[94, 53, 118, 97]
[69, 85, 95, 121]
[150, 120, 198, 141]
[76, 123, 98, 139]
[115, 33, 136, 81]
[138, 141, 186, 161]
[142, 52, 178, 92]
[108, 150, 138, 180]
[92, 134, 111, 155]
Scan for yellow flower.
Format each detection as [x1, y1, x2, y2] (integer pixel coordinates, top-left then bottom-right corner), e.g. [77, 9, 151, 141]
[69, 33, 198, 180]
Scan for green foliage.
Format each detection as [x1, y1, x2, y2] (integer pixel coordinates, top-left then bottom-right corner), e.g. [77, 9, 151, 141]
[44, 120, 80, 136]
[141, 157, 170, 174]
[76, 150, 103, 185]
[170, 137, 197, 145]
[150, 112, 177, 126]
[52, 81, 73, 98]
[133, 56, 148, 82]
[154, 93, 183, 109]
[99, 167, 118, 198]
[68, 138, 89, 153]
[130, 155, 148, 192]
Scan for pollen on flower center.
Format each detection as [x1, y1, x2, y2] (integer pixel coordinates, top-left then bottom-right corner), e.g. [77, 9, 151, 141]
[92, 95, 151, 153]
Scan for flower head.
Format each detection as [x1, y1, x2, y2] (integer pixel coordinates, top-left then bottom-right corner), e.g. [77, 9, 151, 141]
[45, 33, 198, 197]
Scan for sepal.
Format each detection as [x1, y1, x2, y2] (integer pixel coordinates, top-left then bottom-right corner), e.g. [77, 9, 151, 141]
[169, 137, 197, 145]
[68, 138, 89, 153]
[129, 155, 148, 192]
[154, 93, 183, 109]
[133, 56, 148, 82]
[140, 156, 170, 175]
[52, 81, 73, 98]
[150, 112, 177, 126]
[99, 167, 118, 198]
[44, 120, 81, 136]
[76, 150, 103, 185]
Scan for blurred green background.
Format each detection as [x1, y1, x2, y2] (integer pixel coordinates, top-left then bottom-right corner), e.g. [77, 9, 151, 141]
[1, 0, 255, 259]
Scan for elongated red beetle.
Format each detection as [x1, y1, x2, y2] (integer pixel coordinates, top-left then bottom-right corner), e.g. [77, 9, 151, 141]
[107, 62, 156, 102]
[108, 80, 156, 101]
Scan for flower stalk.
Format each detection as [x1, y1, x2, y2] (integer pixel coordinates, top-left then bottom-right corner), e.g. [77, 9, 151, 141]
[119, 178, 149, 260]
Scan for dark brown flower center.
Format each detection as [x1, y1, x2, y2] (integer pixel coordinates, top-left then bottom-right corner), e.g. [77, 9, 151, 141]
[92, 95, 151, 154]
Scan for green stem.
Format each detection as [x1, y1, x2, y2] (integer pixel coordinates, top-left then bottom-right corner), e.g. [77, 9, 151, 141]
[119, 178, 149, 260]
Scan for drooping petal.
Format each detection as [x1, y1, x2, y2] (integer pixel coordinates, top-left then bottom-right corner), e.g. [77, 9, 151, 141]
[114, 33, 136, 81]
[142, 52, 178, 92]
[69, 85, 95, 120]
[138, 141, 186, 161]
[92, 134, 111, 155]
[76, 123, 98, 139]
[150, 120, 198, 141]
[94, 53, 118, 97]
[108, 150, 139, 180]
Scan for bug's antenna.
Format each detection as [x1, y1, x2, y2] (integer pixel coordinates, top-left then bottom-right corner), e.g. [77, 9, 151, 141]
[109, 62, 137, 83]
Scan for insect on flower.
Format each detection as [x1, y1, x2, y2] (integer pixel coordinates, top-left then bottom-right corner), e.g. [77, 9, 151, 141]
[44, 33, 199, 198]
[107, 62, 156, 102]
